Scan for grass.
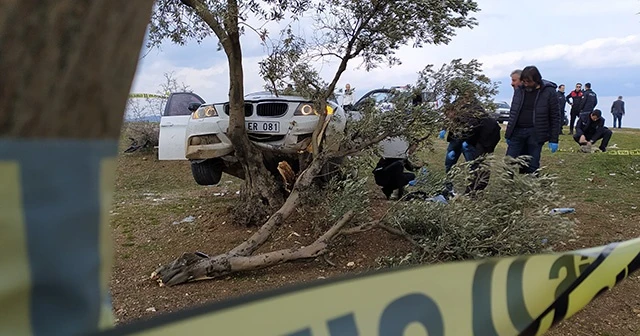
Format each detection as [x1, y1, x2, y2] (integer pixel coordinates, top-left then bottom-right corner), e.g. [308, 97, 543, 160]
[110, 124, 640, 335]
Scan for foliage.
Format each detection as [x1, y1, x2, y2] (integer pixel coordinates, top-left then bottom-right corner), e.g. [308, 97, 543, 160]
[377, 156, 576, 267]
[416, 58, 500, 139]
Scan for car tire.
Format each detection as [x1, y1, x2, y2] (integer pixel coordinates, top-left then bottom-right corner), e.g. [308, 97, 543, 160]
[190, 158, 224, 186]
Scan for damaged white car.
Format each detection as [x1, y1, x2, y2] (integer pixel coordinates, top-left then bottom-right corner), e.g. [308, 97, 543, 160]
[158, 91, 346, 185]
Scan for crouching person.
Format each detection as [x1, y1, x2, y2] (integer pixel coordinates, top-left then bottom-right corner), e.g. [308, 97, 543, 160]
[373, 157, 416, 200]
[442, 96, 501, 196]
[574, 109, 612, 152]
[463, 113, 501, 194]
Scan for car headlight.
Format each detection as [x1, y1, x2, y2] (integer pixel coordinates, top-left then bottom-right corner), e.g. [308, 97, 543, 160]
[192, 106, 218, 119]
[294, 103, 334, 116]
[294, 103, 317, 116]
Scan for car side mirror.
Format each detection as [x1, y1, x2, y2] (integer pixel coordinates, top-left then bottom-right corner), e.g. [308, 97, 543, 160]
[188, 102, 202, 112]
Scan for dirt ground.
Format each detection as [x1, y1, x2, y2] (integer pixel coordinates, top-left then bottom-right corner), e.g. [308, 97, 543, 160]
[110, 127, 640, 335]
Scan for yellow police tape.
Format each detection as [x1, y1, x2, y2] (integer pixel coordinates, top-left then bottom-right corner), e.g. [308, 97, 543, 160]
[97, 237, 640, 336]
[555, 148, 640, 155]
[128, 93, 168, 99]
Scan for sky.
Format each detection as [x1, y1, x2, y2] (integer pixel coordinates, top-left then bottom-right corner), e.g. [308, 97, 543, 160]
[130, 0, 640, 128]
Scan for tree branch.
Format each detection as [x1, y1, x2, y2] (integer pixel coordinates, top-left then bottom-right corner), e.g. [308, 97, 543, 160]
[152, 211, 355, 286]
[329, 131, 391, 158]
[180, 0, 230, 50]
[341, 221, 423, 251]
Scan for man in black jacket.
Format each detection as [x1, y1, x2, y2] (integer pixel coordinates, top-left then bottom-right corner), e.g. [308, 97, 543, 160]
[566, 83, 584, 134]
[443, 97, 501, 194]
[574, 109, 612, 152]
[505, 65, 560, 175]
[580, 82, 598, 113]
[556, 84, 567, 134]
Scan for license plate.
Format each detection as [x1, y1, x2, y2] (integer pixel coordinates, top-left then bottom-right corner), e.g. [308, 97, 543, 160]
[246, 121, 280, 133]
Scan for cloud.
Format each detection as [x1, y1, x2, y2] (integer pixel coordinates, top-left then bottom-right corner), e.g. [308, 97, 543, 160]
[478, 35, 640, 77]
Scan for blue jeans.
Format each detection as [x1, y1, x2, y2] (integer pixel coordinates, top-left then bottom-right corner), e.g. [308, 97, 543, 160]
[506, 127, 544, 174]
[613, 114, 622, 128]
[444, 139, 476, 173]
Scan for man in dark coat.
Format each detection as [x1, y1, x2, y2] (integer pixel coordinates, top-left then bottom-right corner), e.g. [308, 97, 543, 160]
[579, 82, 598, 113]
[505, 65, 560, 175]
[566, 83, 584, 134]
[442, 97, 501, 195]
[574, 109, 612, 152]
[611, 96, 625, 128]
[556, 84, 567, 134]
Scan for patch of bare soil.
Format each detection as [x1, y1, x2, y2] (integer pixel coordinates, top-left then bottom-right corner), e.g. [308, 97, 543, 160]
[110, 193, 410, 325]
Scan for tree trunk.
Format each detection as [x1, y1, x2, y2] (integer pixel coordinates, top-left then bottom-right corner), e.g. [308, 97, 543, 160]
[0, 1, 154, 334]
[224, 21, 286, 227]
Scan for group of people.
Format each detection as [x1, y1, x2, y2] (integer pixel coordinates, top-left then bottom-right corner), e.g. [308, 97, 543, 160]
[373, 65, 626, 200]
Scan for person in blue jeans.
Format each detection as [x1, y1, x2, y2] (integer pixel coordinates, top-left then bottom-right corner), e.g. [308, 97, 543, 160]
[439, 97, 501, 196]
[505, 65, 560, 175]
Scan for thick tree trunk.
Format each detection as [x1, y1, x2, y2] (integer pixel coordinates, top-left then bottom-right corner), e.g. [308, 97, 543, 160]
[0, 1, 152, 138]
[0, 1, 154, 334]
[223, 8, 285, 227]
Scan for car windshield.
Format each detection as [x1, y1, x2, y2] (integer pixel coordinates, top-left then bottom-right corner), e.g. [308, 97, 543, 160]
[369, 92, 390, 104]
[496, 102, 510, 109]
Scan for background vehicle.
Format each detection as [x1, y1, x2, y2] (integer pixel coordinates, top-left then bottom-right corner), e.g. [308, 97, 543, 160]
[158, 92, 206, 160]
[493, 101, 511, 123]
[347, 86, 438, 159]
[177, 91, 346, 185]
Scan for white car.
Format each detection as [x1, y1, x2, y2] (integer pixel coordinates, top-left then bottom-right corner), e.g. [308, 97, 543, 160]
[158, 91, 347, 185]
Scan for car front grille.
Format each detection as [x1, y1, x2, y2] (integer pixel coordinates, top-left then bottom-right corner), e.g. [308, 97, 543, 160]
[256, 103, 288, 117]
[224, 103, 253, 117]
[247, 134, 286, 142]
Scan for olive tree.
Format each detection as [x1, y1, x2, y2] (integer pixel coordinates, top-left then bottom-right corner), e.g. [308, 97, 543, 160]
[148, 0, 484, 286]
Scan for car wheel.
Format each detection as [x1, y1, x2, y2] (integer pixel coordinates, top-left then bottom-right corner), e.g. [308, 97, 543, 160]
[190, 158, 224, 186]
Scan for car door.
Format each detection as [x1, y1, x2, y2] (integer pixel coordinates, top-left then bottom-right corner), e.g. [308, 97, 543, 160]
[158, 92, 205, 160]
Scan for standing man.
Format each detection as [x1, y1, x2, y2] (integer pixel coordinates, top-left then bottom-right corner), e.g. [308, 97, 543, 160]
[566, 82, 584, 134]
[505, 65, 560, 175]
[557, 84, 567, 134]
[611, 96, 625, 128]
[342, 83, 355, 110]
[510, 69, 522, 89]
[580, 82, 598, 113]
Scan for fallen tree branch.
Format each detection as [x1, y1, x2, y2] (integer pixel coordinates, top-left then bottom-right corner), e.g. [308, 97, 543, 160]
[228, 156, 327, 257]
[152, 211, 354, 286]
[341, 220, 424, 251]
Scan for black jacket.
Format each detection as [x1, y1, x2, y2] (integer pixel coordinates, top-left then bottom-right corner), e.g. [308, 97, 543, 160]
[444, 100, 501, 152]
[580, 89, 598, 112]
[505, 80, 560, 144]
[566, 90, 583, 115]
[575, 113, 606, 141]
[611, 99, 625, 115]
[556, 91, 566, 112]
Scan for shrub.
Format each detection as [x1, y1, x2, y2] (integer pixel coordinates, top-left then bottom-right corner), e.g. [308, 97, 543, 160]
[377, 155, 576, 267]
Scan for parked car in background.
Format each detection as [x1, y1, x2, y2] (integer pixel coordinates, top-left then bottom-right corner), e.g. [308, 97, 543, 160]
[493, 101, 511, 123]
[346, 86, 438, 159]
[158, 91, 347, 185]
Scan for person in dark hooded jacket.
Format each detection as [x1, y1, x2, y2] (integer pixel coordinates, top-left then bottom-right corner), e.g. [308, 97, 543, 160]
[442, 97, 501, 195]
[574, 109, 612, 152]
[579, 82, 598, 113]
[505, 65, 560, 175]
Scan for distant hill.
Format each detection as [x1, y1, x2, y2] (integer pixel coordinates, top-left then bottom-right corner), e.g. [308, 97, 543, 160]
[126, 115, 161, 123]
